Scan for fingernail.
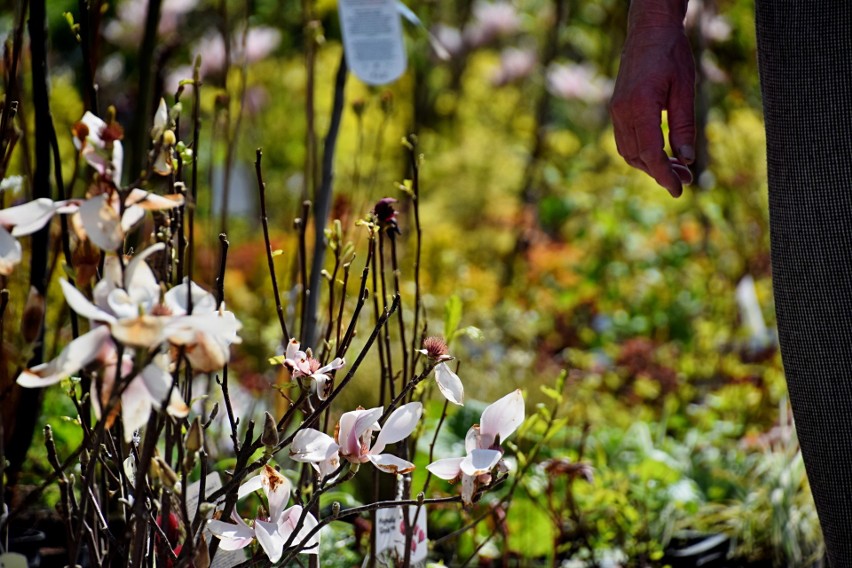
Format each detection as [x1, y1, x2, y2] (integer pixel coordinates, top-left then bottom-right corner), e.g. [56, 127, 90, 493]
[671, 162, 693, 185]
[678, 145, 695, 164]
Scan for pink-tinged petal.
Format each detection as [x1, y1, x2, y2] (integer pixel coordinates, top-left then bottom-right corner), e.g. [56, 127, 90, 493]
[2, 198, 59, 236]
[316, 357, 345, 374]
[208, 517, 254, 551]
[261, 464, 291, 521]
[164, 280, 217, 315]
[17, 326, 112, 387]
[124, 243, 165, 303]
[140, 354, 188, 417]
[120, 378, 154, 440]
[237, 474, 263, 500]
[371, 402, 422, 455]
[479, 389, 525, 448]
[125, 188, 184, 211]
[367, 453, 416, 475]
[425, 457, 464, 481]
[59, 279, 116, 324]
[120, 205, 145, 234]
[79, 194, 123, 251]
[80, 111, 107, 147]
[459, 449, 502, 477]
[255, 519, 285, 563]
[291, 429, 339, 463]
[340, 407, 383, 458]
[285, 339, 302, 361]
[317, 452, 341, 478]
[0, 226, 22, 275]
[279, 506, 320, 555]
[111, 316, 168, 349]
[434, 362, 464, 406]
[461, 474, 476, 506]
[464, 426, 479, 454]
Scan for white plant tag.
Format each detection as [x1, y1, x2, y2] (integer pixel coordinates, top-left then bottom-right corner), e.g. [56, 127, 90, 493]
[338, 0, 407, 85]
[0, 553, 28, 568]
[375, 505, 428, 563]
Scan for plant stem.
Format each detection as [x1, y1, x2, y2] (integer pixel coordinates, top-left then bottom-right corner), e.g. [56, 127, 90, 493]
[305, 53, 348, 346]
[256, 148, 290, 340]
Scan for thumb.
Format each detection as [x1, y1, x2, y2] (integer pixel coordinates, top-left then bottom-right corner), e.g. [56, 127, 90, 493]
[667, 80, 696, 165]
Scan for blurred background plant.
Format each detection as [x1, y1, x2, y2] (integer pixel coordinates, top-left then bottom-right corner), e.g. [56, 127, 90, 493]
[0, 0, 825, 564]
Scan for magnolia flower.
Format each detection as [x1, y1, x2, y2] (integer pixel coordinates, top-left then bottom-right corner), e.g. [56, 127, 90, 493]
[17, 330, 188, 441]
[280, 339, 345, 400]
[67, 188, 184, 251]
[546, 63, 613, 103]
[0, 198, 75, 275]
[73, 111, 124, 181]
[417, 336, 464, 406]
[290, 402, 423, 475]
[18, 243, 240, 375]
[427, 390, 524, 505]
[208, 465, 319, 561]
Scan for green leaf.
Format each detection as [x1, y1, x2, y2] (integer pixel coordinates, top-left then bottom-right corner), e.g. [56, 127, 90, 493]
[540, 385, 563, 403]
[271, 249, 284, 257]
[268, 355, 286, 365]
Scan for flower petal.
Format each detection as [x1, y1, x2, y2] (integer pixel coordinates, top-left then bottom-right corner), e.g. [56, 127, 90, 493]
[17, 326, 112, 387]
[479, 389, 525, 448]
[1, 198, 59, 236]
[316, 357, 345, 374]
[0, 226, 22, 275]
[237, 474, 263, 500]
[261, 464, 291, 521]
[339, 406, 383, 458]
[255, 519, 285, 563]
[291, 429, 339, 463]
[279, 506, 320, 555]
[111, 315, 168, 348]
[371, 402, 422, 455]
[120, 204, 146, 234]
[124, 243, 164, 304]
[367, 453, 416, 475]
[164, 280, 217, 316]
[459, 449, 502, 477]
[461, 473, 476, 506]
[425, 457, 464, 481]
[120, 377, 154, 440]
[208, 516, 254, 551]
[312, 373, 333, 400]
[79, 194, 123, 251]
[126, 188, 184, 211]
[434, 362, 464, 406]
[285, 338, 302, 360]
[60, 278, 116, 324]
[140, 353, 189, 417]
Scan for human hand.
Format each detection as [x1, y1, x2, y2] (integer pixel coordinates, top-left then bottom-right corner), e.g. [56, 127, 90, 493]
[610, 6, 695, 197]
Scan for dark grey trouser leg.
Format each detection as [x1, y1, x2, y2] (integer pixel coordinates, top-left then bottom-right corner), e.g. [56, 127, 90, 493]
[756, 1, 852, 564]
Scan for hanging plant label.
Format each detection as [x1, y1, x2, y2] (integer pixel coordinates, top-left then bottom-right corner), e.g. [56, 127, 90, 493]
[375, 505, 428, 563]
[338, 0, 407, 85]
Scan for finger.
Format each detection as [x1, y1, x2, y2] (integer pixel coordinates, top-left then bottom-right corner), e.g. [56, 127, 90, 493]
[635, 122, 683, 197]
[667, 71, 696, 165]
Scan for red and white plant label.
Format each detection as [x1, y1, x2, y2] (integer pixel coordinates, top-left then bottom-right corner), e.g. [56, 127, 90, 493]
[338, 0, 407, 85]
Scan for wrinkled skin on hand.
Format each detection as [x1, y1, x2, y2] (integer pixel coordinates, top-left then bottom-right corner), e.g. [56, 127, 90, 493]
[610, 7, 696, 197]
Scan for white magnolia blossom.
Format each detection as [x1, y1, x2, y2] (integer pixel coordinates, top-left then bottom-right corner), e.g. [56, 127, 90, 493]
[417, 337, 464, 406]
[427, 390, 525, 505]
[17, 243, 241, 385]
[74, 111, 123, 181]
[0, 198, 76, 275]
[67, 188, 184, 252]
[208, 465, 319, 562]
[17, 327, 188, 441]
[290, 402, 423, 475]
[281, 338, 345, 400]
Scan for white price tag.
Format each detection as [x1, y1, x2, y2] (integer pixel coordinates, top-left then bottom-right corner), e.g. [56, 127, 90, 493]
[0, 553, 28, 568]
[375, 505, 428, 563]
[338, 0, 407, 85]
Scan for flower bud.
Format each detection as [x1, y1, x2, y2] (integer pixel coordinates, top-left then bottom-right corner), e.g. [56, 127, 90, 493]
[162, 129, 177, 146]
[185, 417, 203, 453]
[20, 286, 44, 344]
[261, 412, 279, 449]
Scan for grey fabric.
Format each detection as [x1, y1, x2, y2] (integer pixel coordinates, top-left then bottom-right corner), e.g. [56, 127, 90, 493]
[755, 1, 852, 564]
